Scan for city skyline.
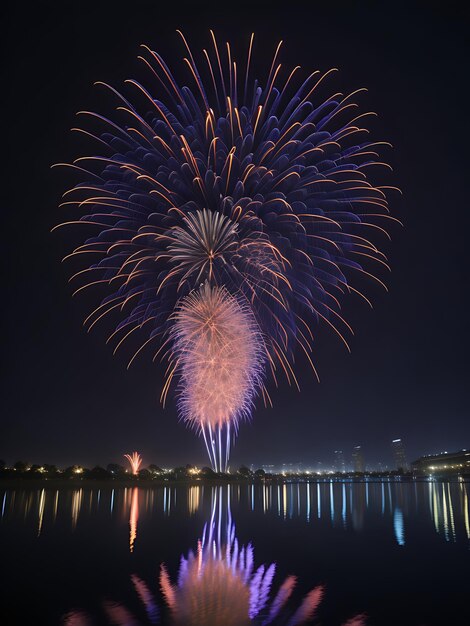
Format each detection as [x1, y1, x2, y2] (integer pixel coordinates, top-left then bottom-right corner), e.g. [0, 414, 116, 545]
[3, 439, 467, 473]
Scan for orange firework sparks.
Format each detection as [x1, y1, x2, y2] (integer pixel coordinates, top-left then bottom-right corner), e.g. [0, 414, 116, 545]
[169, 282, 264, 472]
[124, 452, 142, 476]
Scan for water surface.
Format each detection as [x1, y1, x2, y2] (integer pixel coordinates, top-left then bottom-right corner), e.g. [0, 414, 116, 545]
[1, 480, 469, 625]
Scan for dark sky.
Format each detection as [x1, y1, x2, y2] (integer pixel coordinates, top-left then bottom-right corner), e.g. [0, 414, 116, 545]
[2, 1, 469, 470]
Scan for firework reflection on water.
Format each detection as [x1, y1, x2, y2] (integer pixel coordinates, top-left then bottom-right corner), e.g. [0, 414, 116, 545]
[62, 486, 365, 626]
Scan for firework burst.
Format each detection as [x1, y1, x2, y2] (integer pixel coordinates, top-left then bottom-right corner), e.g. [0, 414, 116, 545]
[170, 282, 264, 471]
[124, 451, 143, 475]
[55, 32, 398, 466]
[166, 209, 239, 284]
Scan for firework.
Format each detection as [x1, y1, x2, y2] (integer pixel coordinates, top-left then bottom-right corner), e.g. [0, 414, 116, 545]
[170, 282, 264, 471]
[55, 32, 397, 466]
[124, 451, 142, 475]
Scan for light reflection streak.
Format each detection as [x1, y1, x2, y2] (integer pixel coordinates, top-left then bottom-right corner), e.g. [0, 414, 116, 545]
[53, 490, 59, 523]
[37, 489, 45, 537]
[129, 487, 139, 552]
[393, 507, 405, 546]
[330, 481, 334, 523]
[188, 486, 200, 515]
[71, 489, 83, 530]
[432, 482, 439, 534]
[463, 484, 470, 539]
[428, 480, 433, 518]
[446, 483, 456, 541]
[306, 483, 310, 522]
[442, 483, 449, 541]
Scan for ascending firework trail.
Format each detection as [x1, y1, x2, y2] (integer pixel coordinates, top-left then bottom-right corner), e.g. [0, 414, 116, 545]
[55, 32, 399, 471]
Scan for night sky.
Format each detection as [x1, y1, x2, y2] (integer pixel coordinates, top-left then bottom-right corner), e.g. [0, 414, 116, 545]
[3, 1, 469, 470]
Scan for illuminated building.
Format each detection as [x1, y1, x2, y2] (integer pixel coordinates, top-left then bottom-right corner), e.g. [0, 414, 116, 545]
[352, 446, 365, 473]
[411, 449, 470, 476]
[334, 450, 346, 473]
[391, 438, 408, 471]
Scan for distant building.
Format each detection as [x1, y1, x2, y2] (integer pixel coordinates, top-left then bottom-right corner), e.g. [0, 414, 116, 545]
[261, 464, 275, 474]
[411, 449, 470, 476]
[391, 438, 408, 471]
[352, 446, 365, 473]
[334, 450, 346, 473]
[376, 462, 389, 473]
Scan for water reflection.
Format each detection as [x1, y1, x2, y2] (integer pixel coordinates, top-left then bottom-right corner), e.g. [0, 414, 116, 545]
[129, 487, 139, 553]
[37, 489, 45, 537]
[426, 480, 466, 542]
[188, 485, 200, 515]
[1, 480, 469, 546]
[393, 508, 405, 546]
[462, 482, 470, 539]
[71, 489, 82, 531]
[2, 480, 469, 625]
[159, 487, 328, 626]
[63, 486, 365, 626]
[53, 490, 59, 522]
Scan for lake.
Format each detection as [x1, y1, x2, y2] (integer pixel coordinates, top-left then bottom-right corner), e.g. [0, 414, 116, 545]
[0, 480, 469, 625]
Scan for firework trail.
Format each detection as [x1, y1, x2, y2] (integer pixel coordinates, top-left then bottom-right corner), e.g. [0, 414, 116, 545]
[125, 452, 143, 475]
[55, 32, 397, 467]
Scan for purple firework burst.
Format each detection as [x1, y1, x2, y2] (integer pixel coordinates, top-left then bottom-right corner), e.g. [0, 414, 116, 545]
[55, 32, 398, 466]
